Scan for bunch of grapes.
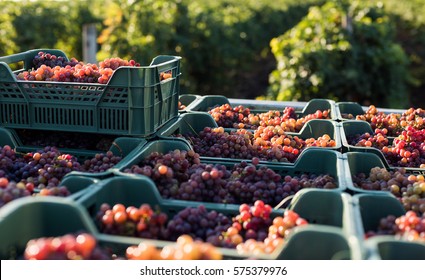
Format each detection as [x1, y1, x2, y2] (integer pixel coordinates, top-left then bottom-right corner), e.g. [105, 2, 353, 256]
[176, 163, 234, 203]
[394, 211, 425, 241]
[236, 208, 308, 255]
[164, 205, 232, 242]
[178, 101, 186, 110]
[348, 126, 425, 168]
[95, 203, 168, 238]
[0, 145, 122, 206]
[347, 128, 389, 150]
[32, 52, 80, 68]
[17, 52, 140, 84]
[365, 211, 425, 242]
[17, 51, 173, 85]
[24, 233, 112, 260]
[99, 57, 140, 69]
[352, 167, 425, 215]
[208, 104, 253, 129]
[210, 200, 308, 254]
[81, 151, 122, 173]
[364, 215, 398, 238]
[125, 149, 200, 192]
[18, 148, 82, 188]
[0, 146, 80, 187]
[384, 126, 425, 168]
[95, 203, 233, 245]
[354, 105, 425, 137]
[217, 201, 273, 248]
[126, 235, 222, 260]
[355, 106, 403, 136]
[0, 178, 31, 208]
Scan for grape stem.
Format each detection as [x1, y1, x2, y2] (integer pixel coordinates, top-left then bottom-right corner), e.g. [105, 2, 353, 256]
[273, 194, 295, 210]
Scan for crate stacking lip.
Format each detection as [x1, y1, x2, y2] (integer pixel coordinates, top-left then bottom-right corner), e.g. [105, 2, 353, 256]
[0, 49, 181, 136]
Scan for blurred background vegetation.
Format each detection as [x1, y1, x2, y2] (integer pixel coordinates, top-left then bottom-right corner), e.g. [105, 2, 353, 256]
[0, 0, 425, 109]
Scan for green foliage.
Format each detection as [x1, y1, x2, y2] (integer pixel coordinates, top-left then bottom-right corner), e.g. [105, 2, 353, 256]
[371, 0, 425, 107]
[0, 3, 18, 56]
[0, 0, 322, 99]
[96, 0, 323, 98]
[267, 1, 411, 108]
[0, 1, 100, 60]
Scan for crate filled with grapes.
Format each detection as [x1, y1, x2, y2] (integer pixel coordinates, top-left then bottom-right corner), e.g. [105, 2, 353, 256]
[0, 126, 148, 205]
[0, 49, 181, 136]
[341, 120, 425, 172]
[75, 177, 359, 259]
[0, 195, 232, 260]
[112, 138, 345, 208]
[0, 197, 99, 259]
[184, 95, 337, 129]
[351, 192, 425, 259]
[336, 102, 405, 123]
[336, 102, 425, 132]
[156, 111, 341, 165]
[343, 152, 425, 214]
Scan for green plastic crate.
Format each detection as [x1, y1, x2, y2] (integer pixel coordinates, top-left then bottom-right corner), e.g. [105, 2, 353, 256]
[352, 192, 405, 237]
[341, 120, 377, 154]
[187, 95, 337, 119]
[0, 126, 152, 198]
[343, 152, 391, 194]
[112, 139, 345, 209]
[114, 138, 345, 186]
[95, 224, 360, 260]
[336, 102, 406, 121]
[156, 111, 218, 137]
[0, 126, 147, 175]
[157, 112, 342, 163]
[351, 192, 407, 258]
[0, 49, 181, 136]
[76, 176, 360, 259]
[365, 236, 425, 260]
[341, 120, 425, 173]
[0, 197, 97, 259]
[114, 145, 345, 207]
[336, 102, 366, 121]
[76, 175, 243, 220]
